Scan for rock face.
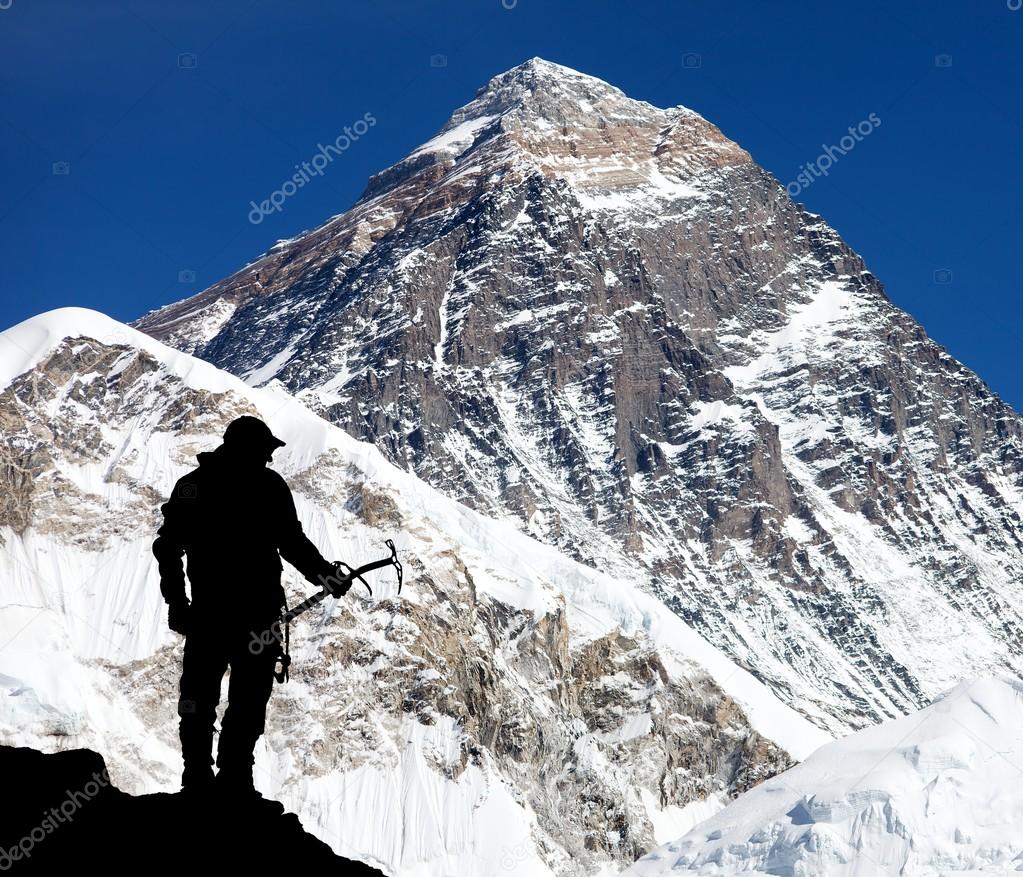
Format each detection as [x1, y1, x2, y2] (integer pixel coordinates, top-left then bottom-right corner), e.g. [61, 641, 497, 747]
[135, 58, 1023, 734]
[0, 311, 821, 876]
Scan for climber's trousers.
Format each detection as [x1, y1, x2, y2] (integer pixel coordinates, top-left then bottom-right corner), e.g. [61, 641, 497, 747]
[177, 614, 280, 773]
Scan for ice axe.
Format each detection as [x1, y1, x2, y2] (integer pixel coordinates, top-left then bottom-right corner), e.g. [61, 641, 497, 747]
[268, 539, 403, 683]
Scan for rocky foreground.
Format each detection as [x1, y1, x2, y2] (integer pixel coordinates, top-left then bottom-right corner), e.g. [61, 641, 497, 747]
[0, 745, 383, 874]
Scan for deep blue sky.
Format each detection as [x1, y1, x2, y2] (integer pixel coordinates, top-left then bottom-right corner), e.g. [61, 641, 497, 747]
[2, 1, 1021, 405]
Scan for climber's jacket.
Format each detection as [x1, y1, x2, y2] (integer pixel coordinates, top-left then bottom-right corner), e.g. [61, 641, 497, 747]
[153, 445, 336, 621]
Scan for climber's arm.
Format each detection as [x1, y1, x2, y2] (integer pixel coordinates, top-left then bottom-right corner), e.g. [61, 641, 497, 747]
[273, 474, 336, 587]
[153, 477, 193, 607]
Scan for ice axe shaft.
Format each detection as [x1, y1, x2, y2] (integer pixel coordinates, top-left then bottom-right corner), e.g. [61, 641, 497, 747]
[282, 539, 402, 625]
[270, 540, 402, 684]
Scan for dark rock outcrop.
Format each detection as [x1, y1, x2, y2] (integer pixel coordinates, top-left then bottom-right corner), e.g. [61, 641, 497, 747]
[0, 745, 384, 874]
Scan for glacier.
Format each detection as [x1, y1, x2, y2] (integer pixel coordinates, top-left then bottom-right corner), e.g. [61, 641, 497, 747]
[623, 676, 1023, 876]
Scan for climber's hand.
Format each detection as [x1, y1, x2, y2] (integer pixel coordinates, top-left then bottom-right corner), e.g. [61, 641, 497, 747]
[167, 600, 191, 635]
[324, 562, 353, 598]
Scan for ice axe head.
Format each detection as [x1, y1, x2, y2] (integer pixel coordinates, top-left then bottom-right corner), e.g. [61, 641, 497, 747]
[385, 539, 403, 595]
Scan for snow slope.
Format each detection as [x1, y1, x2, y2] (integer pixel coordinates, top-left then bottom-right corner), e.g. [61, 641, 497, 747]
[0, 308, 829, 876]
[622, 676, 1023, 876]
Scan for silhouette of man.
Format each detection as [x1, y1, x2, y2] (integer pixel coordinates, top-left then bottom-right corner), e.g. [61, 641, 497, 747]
[153, 416, 346, 801]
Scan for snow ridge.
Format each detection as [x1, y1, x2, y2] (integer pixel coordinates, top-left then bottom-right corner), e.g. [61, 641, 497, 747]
[624, 676, 1023, 876]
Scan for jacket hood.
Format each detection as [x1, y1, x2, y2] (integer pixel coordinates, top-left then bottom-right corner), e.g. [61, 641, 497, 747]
[196, 443, 271, 471]
[196, 446, 226, 466]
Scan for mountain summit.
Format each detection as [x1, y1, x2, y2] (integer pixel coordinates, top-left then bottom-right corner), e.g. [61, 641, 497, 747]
[135, 60, 1023, 734]
[388, 56, 749, 205]
[135, 57, 748, 355]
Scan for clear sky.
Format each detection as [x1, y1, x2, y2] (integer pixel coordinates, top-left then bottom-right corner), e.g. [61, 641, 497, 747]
[2, 1, 1021, 406]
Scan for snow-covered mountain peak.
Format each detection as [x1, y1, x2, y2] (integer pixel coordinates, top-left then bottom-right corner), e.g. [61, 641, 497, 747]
[134, 61, 750, 356]
[134, 59, 1023, 742]
[623, 675, 1023, 876]
[1, 307, 229, 394]
[448, 56, 649, 128]
[359, 56, 748, 212]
